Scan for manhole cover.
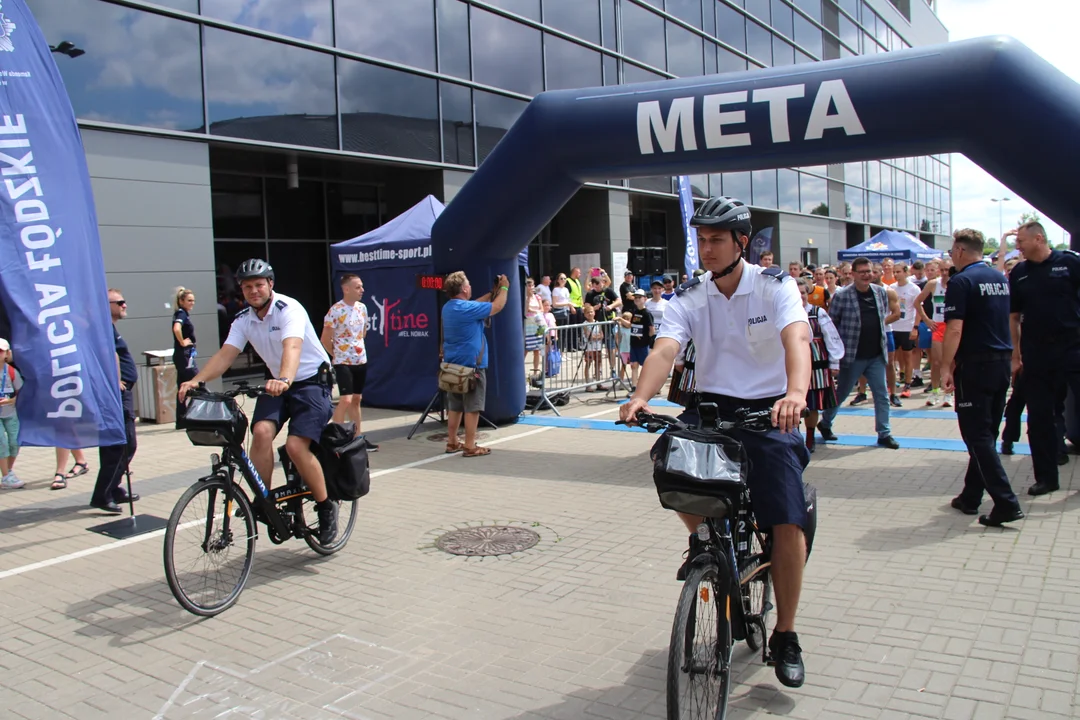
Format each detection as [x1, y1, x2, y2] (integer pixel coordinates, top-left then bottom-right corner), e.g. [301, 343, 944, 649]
[434, 525, 541, 557]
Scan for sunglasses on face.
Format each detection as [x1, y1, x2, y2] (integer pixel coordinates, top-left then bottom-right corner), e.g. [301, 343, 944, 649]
[111, 299, 127, 306]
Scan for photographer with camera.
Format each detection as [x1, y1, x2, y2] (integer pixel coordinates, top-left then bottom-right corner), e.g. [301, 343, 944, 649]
[440, 271, 509, 457]
[178, 259, 340, 545]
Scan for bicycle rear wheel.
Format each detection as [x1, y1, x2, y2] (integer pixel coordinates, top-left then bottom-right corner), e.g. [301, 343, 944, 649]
[163, 477, 256, 617]
[667, 558, 733, 720]
[302, 496, 358, 555]
[739, 530, 773, 653]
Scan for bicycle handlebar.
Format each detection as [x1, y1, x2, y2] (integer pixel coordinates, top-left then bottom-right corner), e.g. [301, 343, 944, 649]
[186, 381, 270, 401]
[616, 407, 778, 434]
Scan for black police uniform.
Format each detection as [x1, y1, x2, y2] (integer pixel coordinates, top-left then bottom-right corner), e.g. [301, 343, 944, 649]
[945, 263, 1021, 515]
[91, 325, 139, 508]
[1008, 249, 1080, 493]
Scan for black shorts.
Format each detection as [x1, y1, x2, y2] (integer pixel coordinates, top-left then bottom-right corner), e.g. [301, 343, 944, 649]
[333, 364, 368, 396]
[667, 406, 810, 530]
[891, 330, 915, 352]
[252, 383, 332, 442]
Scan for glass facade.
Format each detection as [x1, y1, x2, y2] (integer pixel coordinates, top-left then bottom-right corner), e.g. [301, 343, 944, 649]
[33, 0, 950, 231]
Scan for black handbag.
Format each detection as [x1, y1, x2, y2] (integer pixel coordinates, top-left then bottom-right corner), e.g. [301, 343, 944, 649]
[180, 394, 248, 447]
[315, 422, 370, 501]
[651, 427, 748, 518]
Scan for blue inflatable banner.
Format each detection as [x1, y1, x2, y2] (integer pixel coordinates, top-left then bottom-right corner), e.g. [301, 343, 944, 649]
[0, 0, 125, 447]
[676, 176, 698, 279]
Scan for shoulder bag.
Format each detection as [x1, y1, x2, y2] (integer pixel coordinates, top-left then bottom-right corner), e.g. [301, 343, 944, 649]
[438, 335, 485, 394]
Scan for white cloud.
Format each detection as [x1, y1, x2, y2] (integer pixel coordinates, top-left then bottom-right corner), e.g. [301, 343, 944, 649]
[938, 0, 1079, 246]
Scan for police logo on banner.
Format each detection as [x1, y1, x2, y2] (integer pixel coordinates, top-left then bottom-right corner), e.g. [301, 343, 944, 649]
[0, 3, 16, 52]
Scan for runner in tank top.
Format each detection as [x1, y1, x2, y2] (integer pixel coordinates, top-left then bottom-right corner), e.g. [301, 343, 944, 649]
[915, 259, 952, 407]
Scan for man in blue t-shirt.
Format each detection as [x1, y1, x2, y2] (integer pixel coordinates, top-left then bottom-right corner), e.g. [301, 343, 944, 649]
[441, 271, 509, 457]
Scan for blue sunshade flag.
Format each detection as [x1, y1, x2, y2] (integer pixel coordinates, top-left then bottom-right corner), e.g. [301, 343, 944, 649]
[0, 0, 125, 447]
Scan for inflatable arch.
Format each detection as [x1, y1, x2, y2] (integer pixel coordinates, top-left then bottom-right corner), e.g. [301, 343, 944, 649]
[431, 36, 1080, 423]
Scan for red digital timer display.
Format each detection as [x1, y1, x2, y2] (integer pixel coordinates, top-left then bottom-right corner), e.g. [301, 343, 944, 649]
[416, 274, 444, 290]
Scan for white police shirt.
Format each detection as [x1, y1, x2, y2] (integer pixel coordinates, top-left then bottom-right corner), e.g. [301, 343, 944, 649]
[224, 292, 330, 381]
[658, 263, 809, 400]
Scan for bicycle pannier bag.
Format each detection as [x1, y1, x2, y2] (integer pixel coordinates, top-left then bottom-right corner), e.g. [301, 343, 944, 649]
[317, 422, 370, 501]
[651, 428, 747, 517]
[438, 362, 476, 394]
[180, 395, 248, 446]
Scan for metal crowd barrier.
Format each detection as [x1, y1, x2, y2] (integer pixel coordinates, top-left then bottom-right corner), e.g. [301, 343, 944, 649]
[525, 319, 632, 415]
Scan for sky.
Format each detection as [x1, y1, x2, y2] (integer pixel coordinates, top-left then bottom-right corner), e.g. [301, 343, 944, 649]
[937, 0, 1078, 246]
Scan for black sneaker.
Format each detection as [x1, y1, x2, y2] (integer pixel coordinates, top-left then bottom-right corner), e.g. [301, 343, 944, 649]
[768, 631, 805, 688]
[978, 507, 1025, 527]
[950, 496, 978, 516]
[817, 424, 837, 442]
[889, 394, 903, 408]
[676, 534, 705, 582]
[910, 377, 924, 388]
[850, 393, 868, 406]
[1058, 454, 1069, 466]
[1000, 441, 1014, 456]
[316, 500, 339, 545]
[363, 438, 380, 452]
[877, 435, 900, 449]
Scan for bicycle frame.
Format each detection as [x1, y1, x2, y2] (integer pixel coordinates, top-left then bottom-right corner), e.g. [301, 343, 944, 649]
[687, 494, 772, 651]
[203, 444, 300, 543]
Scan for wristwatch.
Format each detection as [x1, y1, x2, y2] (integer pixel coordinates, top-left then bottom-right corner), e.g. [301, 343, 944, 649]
[277, 376, 292, 387]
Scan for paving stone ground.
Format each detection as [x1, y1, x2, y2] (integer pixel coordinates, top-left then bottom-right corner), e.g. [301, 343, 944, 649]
[1, 389, 1078, 720]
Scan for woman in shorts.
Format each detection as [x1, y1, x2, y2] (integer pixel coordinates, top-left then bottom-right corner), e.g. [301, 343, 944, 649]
[915, 258, 952, 407]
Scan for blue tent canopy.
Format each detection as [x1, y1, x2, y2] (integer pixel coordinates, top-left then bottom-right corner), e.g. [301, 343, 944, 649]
[838, 230, 943, 262]
[332, 195, 445, 267]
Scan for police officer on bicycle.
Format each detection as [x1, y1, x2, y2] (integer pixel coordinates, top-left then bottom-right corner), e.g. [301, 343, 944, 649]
[619, 196, 812, 688]
[179, 260, 339, 544]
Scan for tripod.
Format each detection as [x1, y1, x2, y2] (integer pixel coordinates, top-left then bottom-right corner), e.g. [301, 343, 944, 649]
[406, 389, 497, 440]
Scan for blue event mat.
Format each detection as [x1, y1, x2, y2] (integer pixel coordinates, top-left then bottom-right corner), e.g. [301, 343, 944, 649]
[515, 414, 1031, 455]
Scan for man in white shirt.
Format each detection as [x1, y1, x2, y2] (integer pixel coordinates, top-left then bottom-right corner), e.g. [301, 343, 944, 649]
[644, 280, 669, 333]
[179, 259, 339, 544]
[890, 262, 922, 399]
[536, 275, 553, 306]
[322, 274, 377, 451]
[620, 196, 812, 689]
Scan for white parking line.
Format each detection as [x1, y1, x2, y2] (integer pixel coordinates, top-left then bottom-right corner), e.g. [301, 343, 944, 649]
[0, 406, 619, 582]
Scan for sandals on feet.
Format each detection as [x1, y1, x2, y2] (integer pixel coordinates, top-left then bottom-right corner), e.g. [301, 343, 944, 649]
[66, 462, 89, 478]
[445, 442, 463, 454]
[462, 445, 491, 457]
[50, 473, 68, 490]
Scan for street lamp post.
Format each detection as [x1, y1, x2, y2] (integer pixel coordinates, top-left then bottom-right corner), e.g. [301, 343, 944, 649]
[990, 197, 1011, 241]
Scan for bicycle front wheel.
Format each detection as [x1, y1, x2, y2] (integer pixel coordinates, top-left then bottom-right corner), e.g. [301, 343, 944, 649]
[667, 559, 733, 720]
[163, 477, 257, 617]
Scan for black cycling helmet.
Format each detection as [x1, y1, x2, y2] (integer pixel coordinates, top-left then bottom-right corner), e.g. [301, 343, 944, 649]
[691, 196, 753, 234]
[236, 258, 275, 282]
[691, 196, 753, 279]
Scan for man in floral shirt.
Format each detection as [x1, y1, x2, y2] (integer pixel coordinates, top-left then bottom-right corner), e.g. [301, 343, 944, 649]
[321, 274, 378, 451]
